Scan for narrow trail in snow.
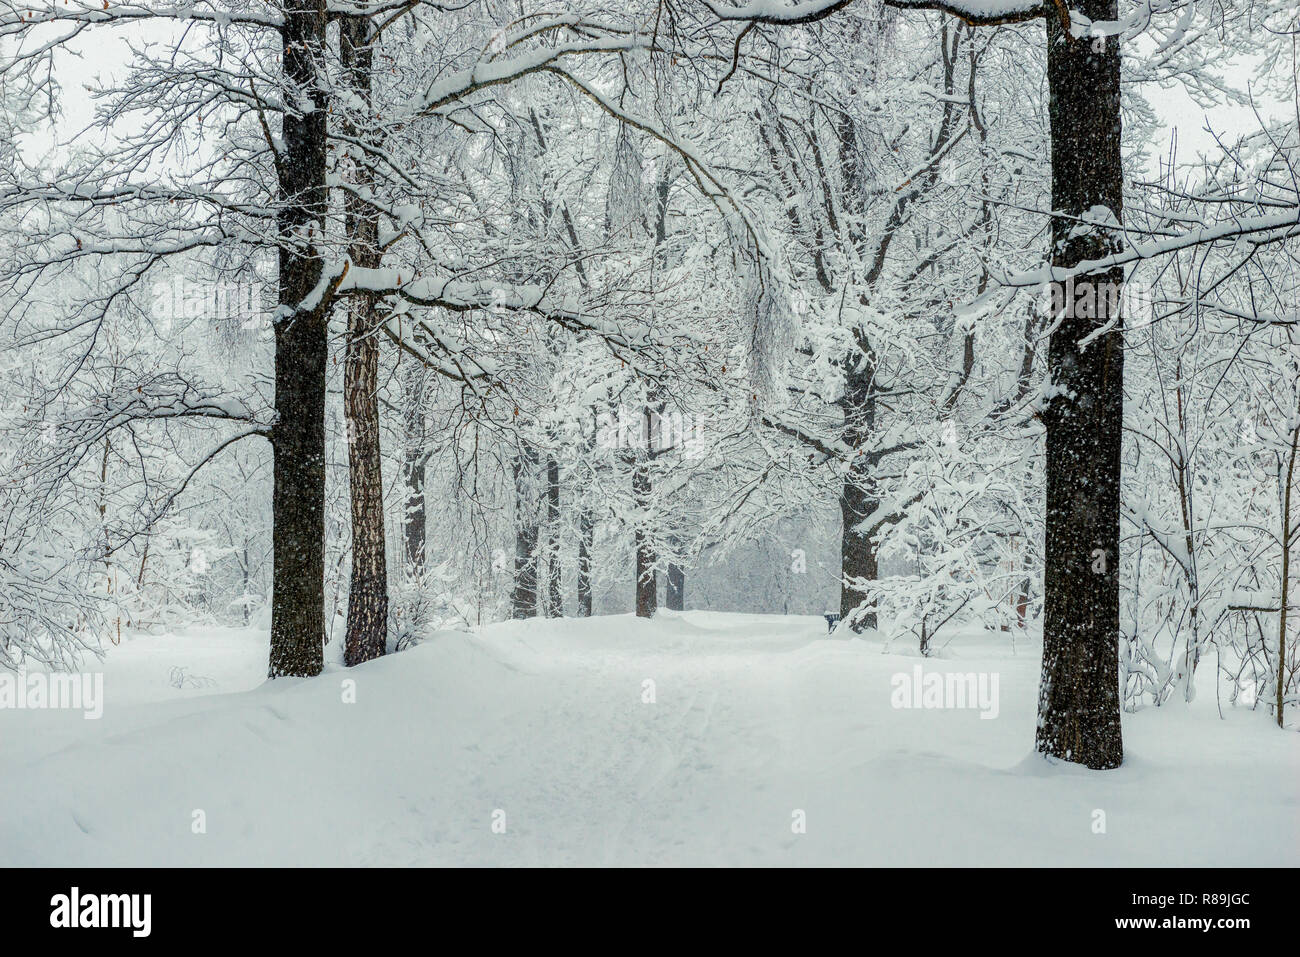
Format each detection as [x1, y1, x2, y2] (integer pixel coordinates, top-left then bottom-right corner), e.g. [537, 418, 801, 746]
[0, 613, 1293, 866]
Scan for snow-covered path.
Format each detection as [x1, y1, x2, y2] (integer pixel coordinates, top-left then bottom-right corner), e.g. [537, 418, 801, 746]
[1, 612, 1295, 865]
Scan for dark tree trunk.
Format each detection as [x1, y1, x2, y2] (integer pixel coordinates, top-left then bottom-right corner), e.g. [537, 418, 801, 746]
[1036, 3, 1125, 769]
[838, 353, 879, 630]
[666, 563, 685, 611]
[512, 520, 539, 619]
[343, 299, 388, 664]
[340, 14, 387, 667]
[268, 0, 329, 678]
[544, 454, 561, 617]
[511, 448, 540, 619]
[633, 490, 656, 619]
[577, 506, 594, 617]
[839, 476, 879, 627]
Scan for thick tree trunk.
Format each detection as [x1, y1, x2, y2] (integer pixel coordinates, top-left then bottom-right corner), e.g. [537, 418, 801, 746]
[577, 506, 594, 617]
[1036, 3, 1125, 769]
[634, 498, 656, 619]
[343, 297, 388, 664]
[511, 448, 540, 619]
[340, 14, 388, 667]
[666, 563, 685, 611]
[544, 454, 561, 617]
[839, 355, 879, 630]
[839, 475, 879, 626]
[268, 0, 329, 678]
[512, 521, 539, 619]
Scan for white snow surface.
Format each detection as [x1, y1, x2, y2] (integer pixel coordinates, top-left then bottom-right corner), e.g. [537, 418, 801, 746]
[1, 612, 1295, 866]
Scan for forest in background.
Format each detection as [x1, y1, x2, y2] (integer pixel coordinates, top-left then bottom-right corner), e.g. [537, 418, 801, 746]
[0, 0, 1297, 771]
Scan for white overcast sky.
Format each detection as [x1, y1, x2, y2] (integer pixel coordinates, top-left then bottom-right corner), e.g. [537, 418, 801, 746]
[10, 20, 1292, 192]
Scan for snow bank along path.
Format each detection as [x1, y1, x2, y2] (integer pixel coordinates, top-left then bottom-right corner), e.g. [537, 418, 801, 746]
[0, 612, 1294, 865]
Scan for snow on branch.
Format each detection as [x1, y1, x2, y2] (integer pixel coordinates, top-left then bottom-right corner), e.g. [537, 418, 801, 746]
[0, 2, 284, 33]
[703, 0, 1053, 26]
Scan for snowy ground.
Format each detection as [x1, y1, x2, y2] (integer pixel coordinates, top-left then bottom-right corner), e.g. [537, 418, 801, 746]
[1, 612, 1294, 866]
